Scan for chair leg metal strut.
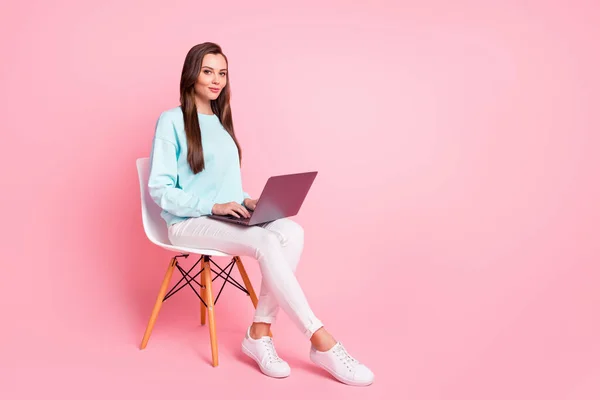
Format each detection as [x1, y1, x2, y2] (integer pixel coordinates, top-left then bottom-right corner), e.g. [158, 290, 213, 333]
[140, 254, 260, 367]
[164, 254, 250, 305]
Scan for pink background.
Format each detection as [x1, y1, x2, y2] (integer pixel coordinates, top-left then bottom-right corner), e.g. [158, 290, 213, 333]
[1, 0, 599, 399]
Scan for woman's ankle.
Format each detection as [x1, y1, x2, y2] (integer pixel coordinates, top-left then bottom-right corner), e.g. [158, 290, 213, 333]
[310, 327, 337, 352]
[249, 322, 271, 339]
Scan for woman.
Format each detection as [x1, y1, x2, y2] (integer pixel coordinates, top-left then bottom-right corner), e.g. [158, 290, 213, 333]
[148, 42, 374, 386]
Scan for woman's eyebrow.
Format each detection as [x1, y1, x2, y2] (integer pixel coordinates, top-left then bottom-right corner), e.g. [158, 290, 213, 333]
[201, 66, 228, 71]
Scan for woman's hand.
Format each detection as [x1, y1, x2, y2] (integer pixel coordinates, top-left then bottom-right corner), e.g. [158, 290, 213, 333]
[212, 202, 252, 218]
[243, 198, 258, 211]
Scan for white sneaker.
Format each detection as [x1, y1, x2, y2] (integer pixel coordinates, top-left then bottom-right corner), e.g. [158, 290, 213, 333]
[241, 327, 291, 378]
[310, 342, 374, 386]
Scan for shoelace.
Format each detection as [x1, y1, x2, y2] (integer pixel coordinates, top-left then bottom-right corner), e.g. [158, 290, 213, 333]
[333, 343, 359, 371]
[261, 337, 283, 364]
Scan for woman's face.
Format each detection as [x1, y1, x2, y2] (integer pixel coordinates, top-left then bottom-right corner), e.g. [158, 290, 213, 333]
[194, 53, 228, 102]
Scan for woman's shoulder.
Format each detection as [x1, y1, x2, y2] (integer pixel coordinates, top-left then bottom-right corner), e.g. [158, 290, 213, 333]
[158, 106, 183, 122]
[154, 106, 184, 143]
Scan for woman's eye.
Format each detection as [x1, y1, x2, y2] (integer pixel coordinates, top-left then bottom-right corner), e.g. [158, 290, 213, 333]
[203, 70, 226, 76]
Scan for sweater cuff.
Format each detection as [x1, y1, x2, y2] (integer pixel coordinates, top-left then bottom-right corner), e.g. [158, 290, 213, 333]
[199, 199, 217, 216]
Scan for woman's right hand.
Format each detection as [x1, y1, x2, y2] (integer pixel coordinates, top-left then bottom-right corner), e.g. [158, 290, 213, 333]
[211, 202, 252, 219]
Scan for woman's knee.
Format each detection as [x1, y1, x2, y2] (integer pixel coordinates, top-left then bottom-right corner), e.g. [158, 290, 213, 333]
[256, 230, 283, 257]
[279, 218, 304, 246]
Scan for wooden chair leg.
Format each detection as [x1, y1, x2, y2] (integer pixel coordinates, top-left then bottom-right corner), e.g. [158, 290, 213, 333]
[200, 262, 206, 326]
[234, 256, 273, 337]
[140, 257, 176, 349]
[234, 256, 259, 307]
[202, 256, 218, 367]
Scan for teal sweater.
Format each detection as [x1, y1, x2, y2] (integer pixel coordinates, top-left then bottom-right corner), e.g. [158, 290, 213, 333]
[148, 107, 251, 226]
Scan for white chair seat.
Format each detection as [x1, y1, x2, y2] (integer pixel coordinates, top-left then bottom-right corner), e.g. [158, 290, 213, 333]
[155, 243, 231, 257]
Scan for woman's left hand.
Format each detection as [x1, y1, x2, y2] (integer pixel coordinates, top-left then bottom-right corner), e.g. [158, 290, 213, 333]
[243, 198, 258, 211]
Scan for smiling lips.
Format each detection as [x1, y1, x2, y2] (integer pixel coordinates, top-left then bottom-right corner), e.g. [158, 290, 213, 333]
[209, 87, 220, 93]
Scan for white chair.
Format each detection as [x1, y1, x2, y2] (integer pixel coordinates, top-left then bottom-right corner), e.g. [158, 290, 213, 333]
[136, 157, 264, 367]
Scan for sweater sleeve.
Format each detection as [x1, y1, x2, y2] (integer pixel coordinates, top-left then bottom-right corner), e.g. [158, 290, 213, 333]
[148, 114, 216, 217]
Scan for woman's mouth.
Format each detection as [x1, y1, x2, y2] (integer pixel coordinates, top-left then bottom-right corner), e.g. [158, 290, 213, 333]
[209, 87, 220, 93]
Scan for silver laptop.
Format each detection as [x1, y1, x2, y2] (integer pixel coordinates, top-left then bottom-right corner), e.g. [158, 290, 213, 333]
[207, 171, 318, 226]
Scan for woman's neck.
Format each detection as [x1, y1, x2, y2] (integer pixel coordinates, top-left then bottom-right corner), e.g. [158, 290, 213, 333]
[195, 99, 214, 115]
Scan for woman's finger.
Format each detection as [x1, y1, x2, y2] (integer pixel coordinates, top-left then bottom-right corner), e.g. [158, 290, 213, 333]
[228, 209, 241, 218]
[238, 205, 251, 218]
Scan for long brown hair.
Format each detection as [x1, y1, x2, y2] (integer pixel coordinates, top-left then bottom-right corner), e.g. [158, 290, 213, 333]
[179, 42, 242, 174]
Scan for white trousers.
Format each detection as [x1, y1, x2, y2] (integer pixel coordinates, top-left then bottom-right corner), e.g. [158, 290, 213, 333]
[167, 216, 324, 338]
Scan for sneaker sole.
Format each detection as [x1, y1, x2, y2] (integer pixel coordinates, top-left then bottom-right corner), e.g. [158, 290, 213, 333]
[241, 343, 290, 379]
[310, 354, 374, 386]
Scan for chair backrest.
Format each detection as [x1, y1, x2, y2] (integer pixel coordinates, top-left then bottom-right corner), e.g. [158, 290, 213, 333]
[136, 157, 170, 246]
